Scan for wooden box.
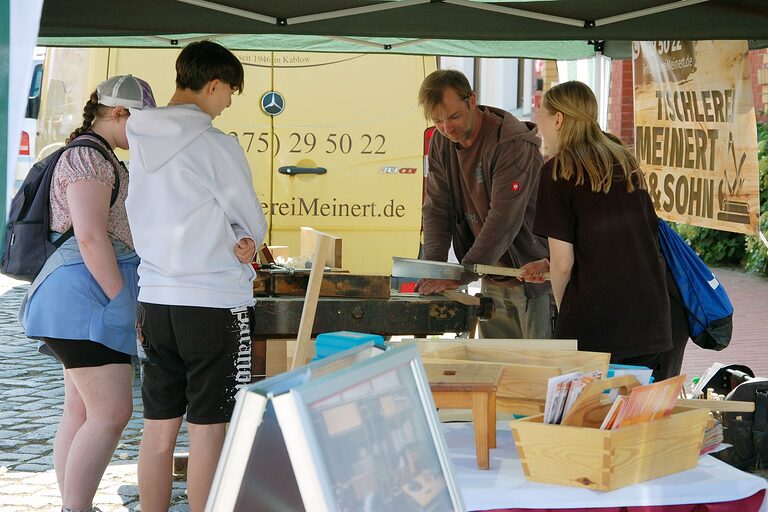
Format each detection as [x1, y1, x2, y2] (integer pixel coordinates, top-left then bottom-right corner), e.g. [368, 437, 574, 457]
[510, 406, 709, 490]
[412, 339, 610, 416]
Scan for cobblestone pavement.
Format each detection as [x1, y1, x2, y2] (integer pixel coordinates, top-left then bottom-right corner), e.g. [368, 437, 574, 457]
[1, 268, 766, 511]
[0, 277, 189, 511]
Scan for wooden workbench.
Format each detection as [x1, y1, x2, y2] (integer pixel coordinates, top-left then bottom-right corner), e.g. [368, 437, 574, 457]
[250, 291, 494, 379]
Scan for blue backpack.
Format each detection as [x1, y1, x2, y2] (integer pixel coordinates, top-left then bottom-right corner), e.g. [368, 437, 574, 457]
[1, 136, 118, 282]
[657, 219, 734, 351]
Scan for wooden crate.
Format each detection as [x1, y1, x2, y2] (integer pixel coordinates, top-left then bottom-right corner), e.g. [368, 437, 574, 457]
[412, 339, 609, 416]
[510, 406, 709, 491]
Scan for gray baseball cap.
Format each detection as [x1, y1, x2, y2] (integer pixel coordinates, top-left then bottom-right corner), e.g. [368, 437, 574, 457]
[97, 75, 156, 110]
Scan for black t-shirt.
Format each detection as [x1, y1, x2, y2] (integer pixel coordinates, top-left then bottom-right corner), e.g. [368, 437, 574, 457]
[533, 158, 672, 358]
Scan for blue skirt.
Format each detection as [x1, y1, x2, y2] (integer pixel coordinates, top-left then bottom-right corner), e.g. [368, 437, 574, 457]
[23, 255, 140, 356]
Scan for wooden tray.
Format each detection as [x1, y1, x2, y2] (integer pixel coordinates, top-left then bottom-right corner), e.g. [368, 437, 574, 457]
[412, 339, 609, 416]
[510, 405, 709, 491]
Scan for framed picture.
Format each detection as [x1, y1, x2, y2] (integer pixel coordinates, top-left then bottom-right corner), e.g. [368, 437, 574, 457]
[273, 343, 464, 512]
[207, 342, 383, 512]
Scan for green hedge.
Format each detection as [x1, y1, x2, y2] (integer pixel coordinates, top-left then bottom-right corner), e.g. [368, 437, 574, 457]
[671, 122, 768, 275]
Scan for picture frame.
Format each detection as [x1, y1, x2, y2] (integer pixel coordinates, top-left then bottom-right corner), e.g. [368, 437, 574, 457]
[273, 343, 465, 512]
[206, 342, 383, 512]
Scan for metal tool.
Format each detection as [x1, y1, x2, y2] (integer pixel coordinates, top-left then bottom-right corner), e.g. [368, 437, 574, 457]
[392, 257, 550, 281]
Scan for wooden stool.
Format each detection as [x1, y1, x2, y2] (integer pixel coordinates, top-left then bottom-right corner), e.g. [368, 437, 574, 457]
[425, 363, 503, 470]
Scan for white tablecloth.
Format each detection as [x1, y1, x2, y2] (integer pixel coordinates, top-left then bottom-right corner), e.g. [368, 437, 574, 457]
[443, 422, 768, 511]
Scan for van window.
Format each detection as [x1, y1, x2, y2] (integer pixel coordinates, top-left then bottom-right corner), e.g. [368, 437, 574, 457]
[26, 63, 43, 119]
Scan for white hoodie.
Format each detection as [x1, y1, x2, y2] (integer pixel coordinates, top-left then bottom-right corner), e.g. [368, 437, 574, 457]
[126, 104, 267, 308]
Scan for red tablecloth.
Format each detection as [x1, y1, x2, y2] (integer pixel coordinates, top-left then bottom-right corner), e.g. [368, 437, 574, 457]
[477, 488, 765, 512]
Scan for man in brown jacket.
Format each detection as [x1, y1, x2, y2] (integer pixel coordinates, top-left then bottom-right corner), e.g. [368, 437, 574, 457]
[416, 69, 552, 339]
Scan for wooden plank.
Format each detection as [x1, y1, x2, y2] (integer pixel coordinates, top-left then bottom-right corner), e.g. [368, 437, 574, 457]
[270, 273, 390, 299]
[265, 339, 288, 377]
[411, 338, 578, 351]
[300, 226, 342, 269]
[471, 263, 550, 281]
[251, 296, 484, 338]
[425, 363, 502, 392]
[439, 289, 480, 305]
[269, 245, 290, 260]
[292, 232, 332, 369]
[256, 243, 275, 264]
[677, 398, 755, 412]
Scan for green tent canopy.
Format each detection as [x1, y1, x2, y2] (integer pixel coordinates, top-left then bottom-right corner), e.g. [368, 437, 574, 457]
[36, 0, 768, 59]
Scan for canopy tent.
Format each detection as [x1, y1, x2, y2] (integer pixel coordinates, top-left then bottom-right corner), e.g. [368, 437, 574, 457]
[35, 0, 768, 60]
[5, 0, 768, 239]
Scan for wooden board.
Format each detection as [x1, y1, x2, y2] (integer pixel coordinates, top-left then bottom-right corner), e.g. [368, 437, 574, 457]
[425, 363, 502, 392]
[292, 232, 332, 369]
[439, 289, 480, 306]
[250, 296, 487, 338]
[411, 338, 578, 351]
[264, 272, 390, 299]
[300, 226, 342, 269]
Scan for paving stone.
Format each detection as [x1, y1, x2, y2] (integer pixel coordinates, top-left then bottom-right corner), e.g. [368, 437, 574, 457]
[0, 439, 24, 450]
[19, 424, 58, 440]
[15, 444, 50, 456]
[0, 430, 21, 440]
[4, 395, 37, 403]
[0, 455, 35, 467]
[15, 402, 51, 412]
[11, 462, 51, 472]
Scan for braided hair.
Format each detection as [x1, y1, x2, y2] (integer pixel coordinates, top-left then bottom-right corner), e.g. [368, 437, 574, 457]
[66, 90, 102, 143]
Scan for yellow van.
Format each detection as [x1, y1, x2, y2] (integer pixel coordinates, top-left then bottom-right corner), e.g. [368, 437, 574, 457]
[36, 47, 437, 274]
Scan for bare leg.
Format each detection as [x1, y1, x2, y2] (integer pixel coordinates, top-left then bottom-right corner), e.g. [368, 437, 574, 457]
[138, 417, 183, 512]
[61, 363, 133, 510]
[186, 422, 227, 512]
[53, 370, 87, 498]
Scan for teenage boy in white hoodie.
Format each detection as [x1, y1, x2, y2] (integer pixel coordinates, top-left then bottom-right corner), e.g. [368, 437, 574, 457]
[125, 41, 267, 512]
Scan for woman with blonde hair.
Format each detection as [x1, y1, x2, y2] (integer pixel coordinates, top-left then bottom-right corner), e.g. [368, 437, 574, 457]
[522, 80, 676, 377]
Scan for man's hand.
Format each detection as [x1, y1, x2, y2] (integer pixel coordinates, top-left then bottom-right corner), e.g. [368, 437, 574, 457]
[235, 238, 256, 263]
[517, 258, 549, 283]
[415, 278, 460, 295]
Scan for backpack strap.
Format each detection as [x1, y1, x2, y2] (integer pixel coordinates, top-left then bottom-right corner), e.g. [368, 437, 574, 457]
[51, 136, 121, 249]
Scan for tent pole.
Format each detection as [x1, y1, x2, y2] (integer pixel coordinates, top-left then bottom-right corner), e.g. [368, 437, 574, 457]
[175, 0, 432, 26]
[590, 41, 608, 130]
[0, 0, 8, 247]
[327, 36, 426, 51]
[291, 0, 430, 25]
[174, 0, 274, 24]
[596, 0, 709, 26]
[444, 0, 583, 27]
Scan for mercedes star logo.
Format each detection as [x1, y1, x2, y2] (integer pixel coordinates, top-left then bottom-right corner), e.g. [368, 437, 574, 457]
[261, 91, 285, 116]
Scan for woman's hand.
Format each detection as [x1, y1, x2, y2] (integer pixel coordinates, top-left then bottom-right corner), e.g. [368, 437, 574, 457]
[518, 258, 550, 283]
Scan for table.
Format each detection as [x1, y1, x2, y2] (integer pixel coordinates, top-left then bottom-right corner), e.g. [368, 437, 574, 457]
[427, 363, 502, 470]
[443, 422, 768, 512]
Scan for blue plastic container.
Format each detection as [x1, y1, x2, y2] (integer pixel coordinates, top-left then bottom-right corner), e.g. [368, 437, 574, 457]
[313, 331, 386, 361]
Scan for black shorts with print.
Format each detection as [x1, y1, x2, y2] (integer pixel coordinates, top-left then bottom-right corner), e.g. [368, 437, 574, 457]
[136, 302, 253, 424]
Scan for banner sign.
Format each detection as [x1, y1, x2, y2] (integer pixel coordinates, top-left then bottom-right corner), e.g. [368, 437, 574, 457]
[633, 40, 760, 235]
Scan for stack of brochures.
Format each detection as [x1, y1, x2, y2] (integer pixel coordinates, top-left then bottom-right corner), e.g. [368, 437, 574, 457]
[543, 371, 602, 424]
[700, 419, 724, 454]
[599, 375, 686, 430]
[543, 373, 686, 429]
